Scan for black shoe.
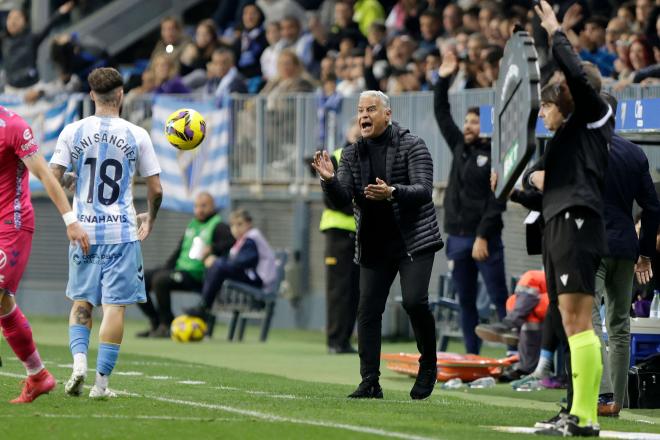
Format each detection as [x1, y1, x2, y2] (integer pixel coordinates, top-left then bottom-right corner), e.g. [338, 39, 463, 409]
[149, 324, 171, 338]
[535, 413, 599, 437]
[328, 344, 358, 354]
[136, 328, 154, 338]
[410, 366, 437, 400]
[348, 377, 383, 399]
[184, 305, 211, 320]
[499, 368, 528, 383]
[534, 407, 569, 429]
[475, 323, 519, 345]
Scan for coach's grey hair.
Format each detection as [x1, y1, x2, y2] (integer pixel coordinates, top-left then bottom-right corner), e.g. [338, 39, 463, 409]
[359, 90, 390, 109]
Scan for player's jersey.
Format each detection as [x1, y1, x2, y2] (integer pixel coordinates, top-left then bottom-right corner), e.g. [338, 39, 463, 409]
[0, 106, 39, 233]
[50, 115, 161, 244]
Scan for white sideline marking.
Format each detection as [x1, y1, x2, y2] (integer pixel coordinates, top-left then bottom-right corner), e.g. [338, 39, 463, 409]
[491, 426, 660, 440]
[0, 413, 240, 422]
[177, 380, 206, 385]
[0, 371, 441, 440]
[115, 371, 144, 376]
[147, 376, 173, 380]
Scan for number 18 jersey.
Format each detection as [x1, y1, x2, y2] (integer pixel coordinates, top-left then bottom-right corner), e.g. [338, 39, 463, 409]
[50, 115, 161, 244]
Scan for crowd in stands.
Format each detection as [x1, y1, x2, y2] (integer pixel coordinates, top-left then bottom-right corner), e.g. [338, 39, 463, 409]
[0, 0, 658, 104]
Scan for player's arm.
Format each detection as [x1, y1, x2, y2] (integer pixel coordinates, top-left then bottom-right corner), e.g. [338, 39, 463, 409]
[137, 174, 163, 241]
[22, 153, 89, 254]
[535, 0, 610, 123]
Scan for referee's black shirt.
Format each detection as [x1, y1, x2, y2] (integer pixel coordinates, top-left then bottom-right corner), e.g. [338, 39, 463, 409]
[529, 31, 614, 223]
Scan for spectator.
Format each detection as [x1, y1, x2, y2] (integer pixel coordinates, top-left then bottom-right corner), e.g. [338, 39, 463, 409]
[579, 16, 617, 77]
[185, 208, 277, 323]
[261, 50, 316, 100]
[319, 54, 336, 80]
[179, 19, 219, 76]
[1, 1, 75, 92]
[183, 47, 248, 99]
[150, 16, 191, 63]
[325, 0, 365, 53]
[605, 17, 629, 56]
[421, 48, 441, 90]
[386, 0, 422, 37]
[418, 9, 442, 52]
[434, 50, 508, 355]
[137, 192, 235, 337]
[463, 6, 481, 33]
[317, 72, 342, 148]
[614, 36, 654, 89]
[635, 0, 654, 32]
[261, 21, 285, 82]
[366, 21, 388, 62]
[49, 33, 108, 92]
[337, 52, 365, 96]
[233, 3, 269, 82]
[279, 16, 315, 72]
[151, 54, 191, 94]
[212, 0, 254, 33]
[353, 0, 385, 37]
[442, 3, 463, 39]
[617, 1, 637, 30]
[480, 45, 503, 88]
[257, 0, 306, 25]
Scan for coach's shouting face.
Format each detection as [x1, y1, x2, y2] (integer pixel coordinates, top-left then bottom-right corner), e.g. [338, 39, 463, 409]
[358, 94, 391, 138]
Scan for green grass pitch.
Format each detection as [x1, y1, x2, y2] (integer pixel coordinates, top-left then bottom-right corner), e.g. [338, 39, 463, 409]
[0, 317, 658, 439]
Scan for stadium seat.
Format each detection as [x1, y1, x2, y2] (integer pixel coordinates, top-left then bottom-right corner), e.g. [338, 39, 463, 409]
[210, 250, 288, 342]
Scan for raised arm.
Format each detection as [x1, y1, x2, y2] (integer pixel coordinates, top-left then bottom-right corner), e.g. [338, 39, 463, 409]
[313, 149, 356, 209]
[535, 0, 610, 124]
[433, 51, 462, 151]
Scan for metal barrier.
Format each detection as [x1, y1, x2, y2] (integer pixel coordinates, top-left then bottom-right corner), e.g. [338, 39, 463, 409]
[111, 84, 660, 184]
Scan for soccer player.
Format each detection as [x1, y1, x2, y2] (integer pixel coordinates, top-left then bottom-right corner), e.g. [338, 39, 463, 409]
[50, 67, 163, 399]
[530, 1, 614, 436]
[0, 106, 89, 403]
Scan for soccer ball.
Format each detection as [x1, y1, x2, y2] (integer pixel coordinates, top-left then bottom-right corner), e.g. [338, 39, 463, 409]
[170, 315, 207, 342]
[164, 108, 206, 150]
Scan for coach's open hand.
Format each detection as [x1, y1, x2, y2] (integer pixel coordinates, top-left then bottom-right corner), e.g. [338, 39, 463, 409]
[438, 51, 458, 78]
[534, 0, 561, 36]
[365, 177, 393, 201]
[312, 151, 335, 181]
[634, 255, 653, 285]
[67, 222, 90, 255]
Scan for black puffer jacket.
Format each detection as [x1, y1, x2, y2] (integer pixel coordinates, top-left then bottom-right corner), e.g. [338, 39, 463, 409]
[321, 122, 444, 263]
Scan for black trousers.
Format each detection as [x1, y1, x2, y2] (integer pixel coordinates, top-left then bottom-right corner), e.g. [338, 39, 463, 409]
[324, 229, 360, 349]
[137, 268, 202, 327]
[358, 252, 437, 379]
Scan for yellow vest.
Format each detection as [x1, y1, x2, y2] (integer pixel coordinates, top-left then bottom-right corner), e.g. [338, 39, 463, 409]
[319, 149, 356, 232]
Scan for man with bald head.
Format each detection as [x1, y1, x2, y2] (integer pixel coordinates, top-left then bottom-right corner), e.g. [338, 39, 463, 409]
[137, 192, 234, 337]
[313, 91, 444, 400]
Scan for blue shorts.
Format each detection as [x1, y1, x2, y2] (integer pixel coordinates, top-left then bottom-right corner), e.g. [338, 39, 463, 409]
[66, 241, 146, 306]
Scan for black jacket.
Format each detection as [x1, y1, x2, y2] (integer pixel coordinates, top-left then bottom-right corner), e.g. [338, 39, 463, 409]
[602, 133, 660, 260]
[321, 122, 444, 262]
[433, 75, 505, 238]
[524, 31, 613, 223]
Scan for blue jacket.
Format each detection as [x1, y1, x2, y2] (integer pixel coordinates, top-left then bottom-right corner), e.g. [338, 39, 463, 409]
[604, 133, 660, 260]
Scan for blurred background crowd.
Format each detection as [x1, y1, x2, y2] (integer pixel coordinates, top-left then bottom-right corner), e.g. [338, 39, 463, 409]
[0, 0, 658, 105]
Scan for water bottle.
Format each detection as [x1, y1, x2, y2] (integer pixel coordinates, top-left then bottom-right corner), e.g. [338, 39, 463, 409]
[441, 378, 463, 389]
[468, 376, 497, 389]
[651, 290, 660, 319]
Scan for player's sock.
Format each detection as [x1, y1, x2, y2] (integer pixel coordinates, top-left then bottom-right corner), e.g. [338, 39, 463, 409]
[0, 305, 44, 375]
[568, 330, 602, 427]
[95, 342, 120, 389]
[532, 349, 554, 378]
[69, 325, 90, 373]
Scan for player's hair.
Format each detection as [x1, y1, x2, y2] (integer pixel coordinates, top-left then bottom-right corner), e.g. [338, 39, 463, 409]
[359, 90, 390, 109]
[230, 208, 253, 224]
[88, 68, 123, 106]
[466, 106, 480, 117]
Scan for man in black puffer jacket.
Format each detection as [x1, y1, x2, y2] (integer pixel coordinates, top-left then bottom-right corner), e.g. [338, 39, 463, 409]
[433, 49, 508, 355]
[313, 90, 443, 401]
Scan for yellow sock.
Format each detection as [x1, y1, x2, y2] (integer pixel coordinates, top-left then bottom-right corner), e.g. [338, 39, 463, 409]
[568, 329, 602, 427]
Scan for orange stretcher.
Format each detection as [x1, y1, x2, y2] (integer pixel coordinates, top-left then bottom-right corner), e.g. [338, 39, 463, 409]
[381, 352, 519, 382]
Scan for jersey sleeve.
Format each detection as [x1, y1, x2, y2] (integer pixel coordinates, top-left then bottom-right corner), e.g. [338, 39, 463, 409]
[50, 124, 73, 168]
[136, 127, 161, 177]
[11, 117, 39, 159]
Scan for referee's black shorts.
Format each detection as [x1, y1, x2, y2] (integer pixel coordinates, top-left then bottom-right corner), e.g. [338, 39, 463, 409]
[543, 206, 606, 301]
